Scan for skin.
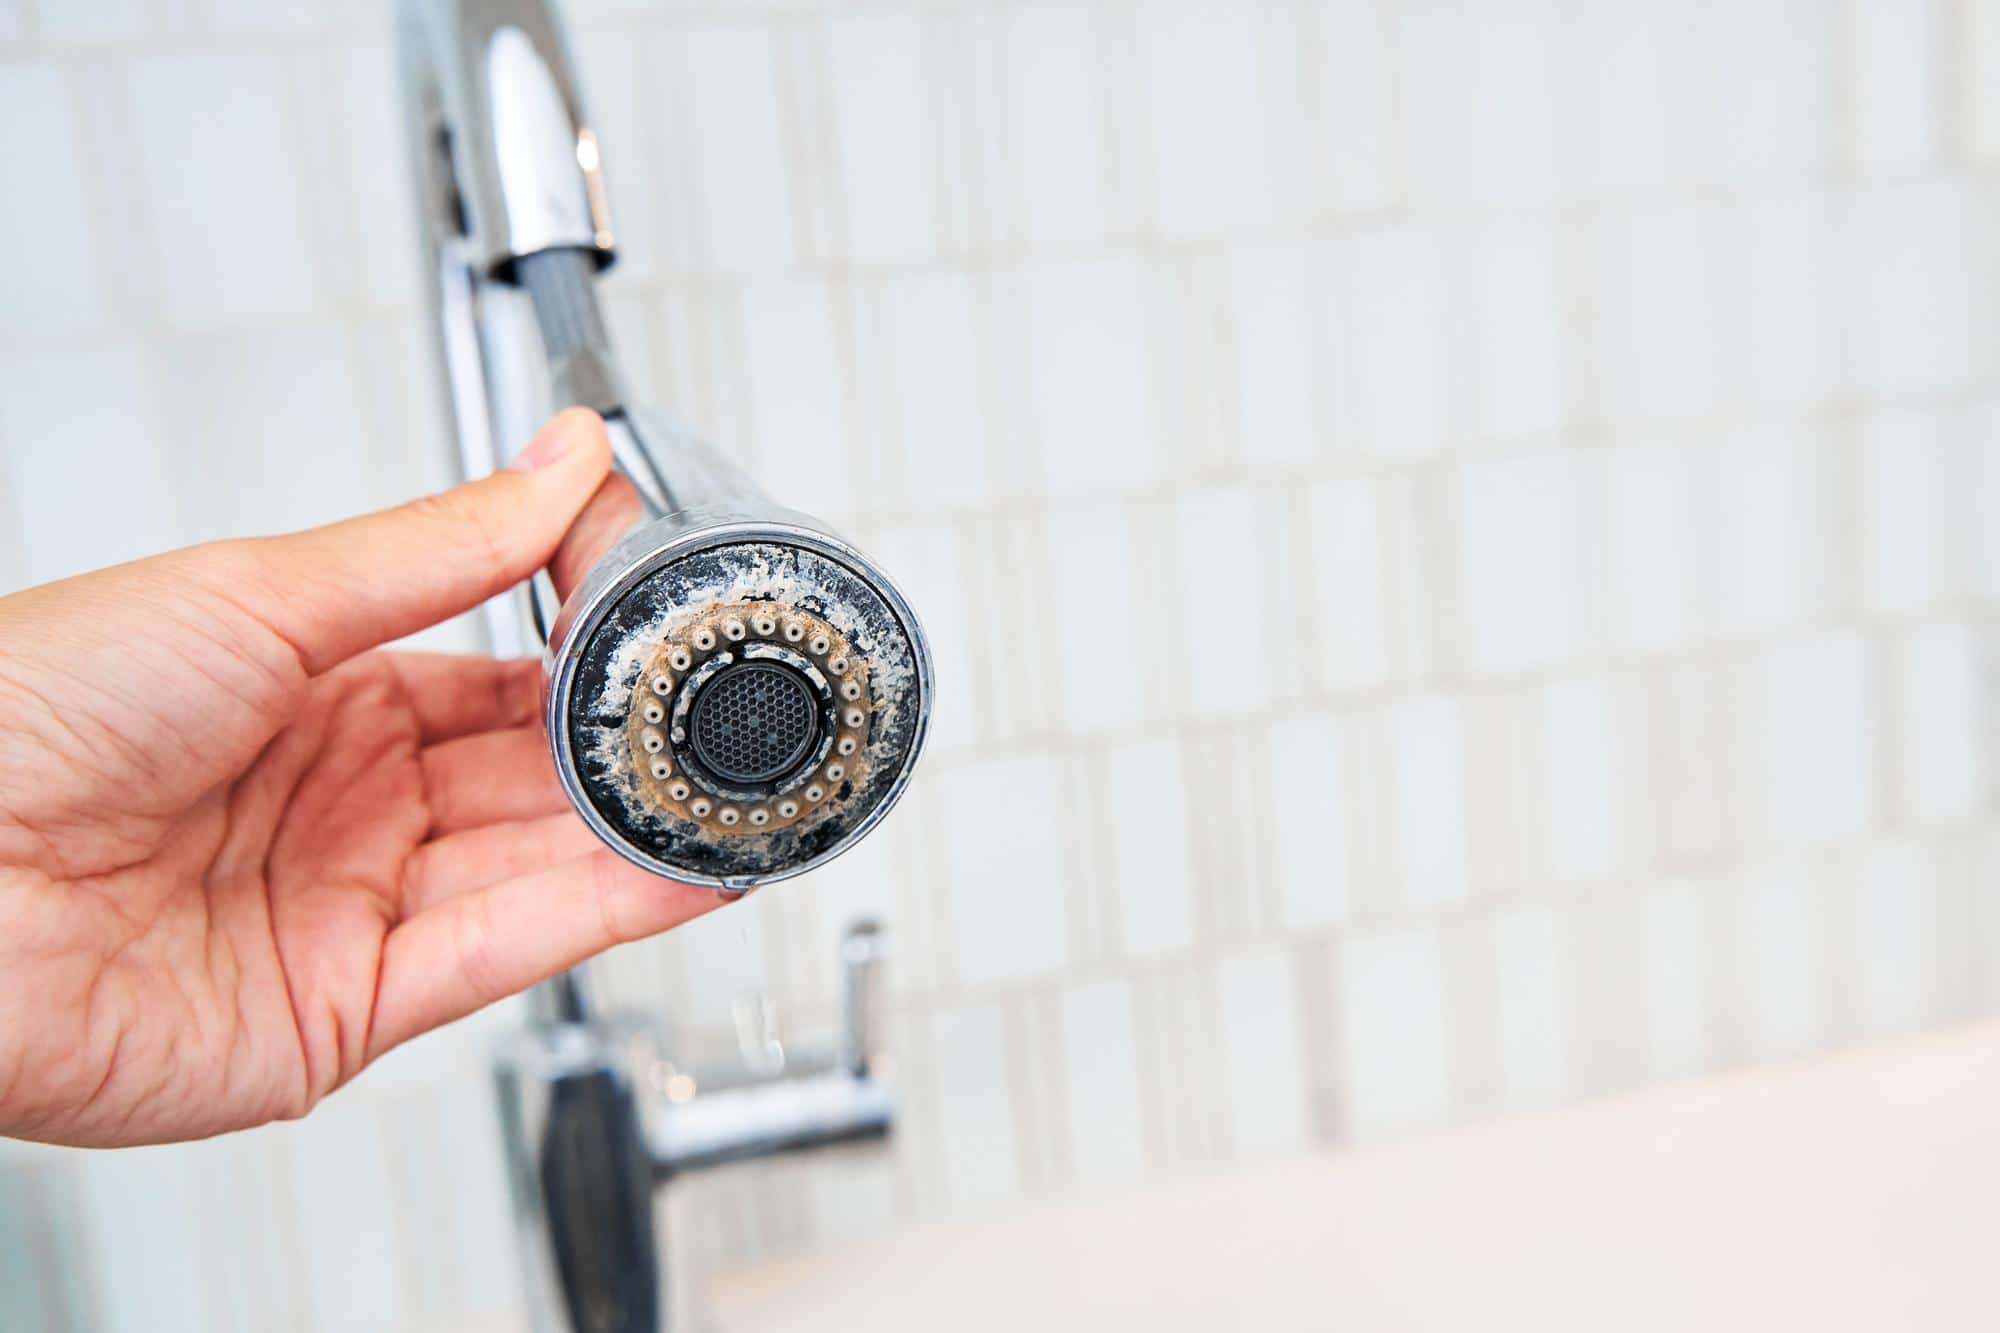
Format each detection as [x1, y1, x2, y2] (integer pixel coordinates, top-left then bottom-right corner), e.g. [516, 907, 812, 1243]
[0, 410, 716, 1148]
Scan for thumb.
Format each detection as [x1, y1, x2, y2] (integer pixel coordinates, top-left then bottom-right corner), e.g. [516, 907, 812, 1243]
[215, 409, 614, 674]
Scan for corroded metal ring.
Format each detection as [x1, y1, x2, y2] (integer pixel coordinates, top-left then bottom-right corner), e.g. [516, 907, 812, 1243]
[623, 600, 873, 838]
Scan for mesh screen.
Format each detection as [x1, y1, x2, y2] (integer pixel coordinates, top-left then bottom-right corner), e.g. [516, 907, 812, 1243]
[688, 662, 817, 784]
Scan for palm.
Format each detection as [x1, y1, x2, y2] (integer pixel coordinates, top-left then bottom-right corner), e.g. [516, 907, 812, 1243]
[0, 414, 717, 1147]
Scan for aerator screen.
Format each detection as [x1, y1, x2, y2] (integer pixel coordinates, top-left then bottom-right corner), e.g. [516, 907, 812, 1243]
[688, 662, 818, 785]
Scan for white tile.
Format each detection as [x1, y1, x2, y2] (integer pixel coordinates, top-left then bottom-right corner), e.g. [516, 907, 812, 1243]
[1470, 0, 1557, 201]
[1859, 411, 1947, 616]
[943, 754, 1072, 985]
[1715, 433, 1821, 633]
[188, 1135, 302, 1333]
[1850, 0, 1940, 173]
[337, 45, 421, 309]
[1559, 0, 1697, 198]
[1398, 0, 1555, 205]
[1643, 881, 1707, 1078]
[1388, 695, 1468, 908]
[1025, 256, 1153, 493]
[1311, 0, 1395, 214]
[1306, 239, 1373, 454]
[1493, 906, 1565, 1107]
[1352, 227, 1441, 451]
[685, 26, 796, 271]
[1611, 444, 1687, 651]
[871, 522, 976, 751]
[1590, 203, 1724, 426]
[602, 289, 661, 408]
[1900, 622, 1986, 824]
[0, 476, 21, 595]
[0, 341, 178, 585]
[284, 1103, 409, 1333]
[1701, 0, 1833, 182]
[1305, 477, 1389, 690]
[1749, 633, 1875, 848]
[403, 1100, 518, 1313]
[671, 896, 769, 1029]
[875, 271, 987, 507]
[1106, 737, 1195, 958]
[1046, 501, 1144, 732]
[1456, 451, 1571, 673]
[160, 325, 371, 542]
[78, 1147, 214, 1333]
[32, 0, 145, 42]
[1557, 903, 1649, 1093]
[0, 1165, 75, 1332]
[1722, 189, 1841, 411]
[1746, 867, 1817, 1056]
[928, 1005, 1022, 1210]
[827, 16, 935, 263]
[739, 276, 853, 516]
[1850, 181, 1972, 397]
[803, 1158, 902, 1254]
[1136, 0, 1270, 234]
[800, 813, 897, 956]
[1972, 427, 2000, 599]
[205, 0, 317, 34]
[1392, 0, 1477, 206]
[1854, 842, 1936, 1038]
[0, 69, 112, 337]
[127, 53, 318, 326]
[1059, 981, 1147, 1187]
[1178, 487, 1270, 716]
[1271, 714, 1350, 929]
[1971, 0, 2000, 165]
[1338, 925, 1451, 1138]
[1479, 221, 1562, 439]
[1560, 445, 1618, 669]
[1003, 5, 1112, 246]
[1217, 951, 1310, 1156]
[1544, 680, 1616, 883]
[961, 537, 1059, 754]
[1229, 244, 1316, 469]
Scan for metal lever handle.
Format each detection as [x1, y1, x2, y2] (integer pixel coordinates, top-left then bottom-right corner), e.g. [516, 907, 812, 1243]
[839, 918, 886, 1077]
[648, 920, 893, 1178]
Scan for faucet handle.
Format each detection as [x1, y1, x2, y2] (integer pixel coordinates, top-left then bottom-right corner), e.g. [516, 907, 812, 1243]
[838, 919, 887, 1077]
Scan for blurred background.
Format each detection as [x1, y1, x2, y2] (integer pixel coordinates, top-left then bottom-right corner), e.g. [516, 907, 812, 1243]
[3, 0, 1999, 1329]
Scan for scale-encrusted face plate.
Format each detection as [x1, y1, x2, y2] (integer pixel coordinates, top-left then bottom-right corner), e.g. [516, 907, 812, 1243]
[564, 539, 924, 884]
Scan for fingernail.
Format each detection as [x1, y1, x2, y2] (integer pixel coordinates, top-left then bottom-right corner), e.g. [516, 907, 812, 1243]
[510, 425, 574, 472]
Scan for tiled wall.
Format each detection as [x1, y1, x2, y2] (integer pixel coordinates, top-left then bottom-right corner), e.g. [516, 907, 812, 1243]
[5, 0, 2000, 1329]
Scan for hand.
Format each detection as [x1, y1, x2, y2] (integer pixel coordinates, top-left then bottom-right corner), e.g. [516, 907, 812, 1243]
[0, 410, 718, 1147]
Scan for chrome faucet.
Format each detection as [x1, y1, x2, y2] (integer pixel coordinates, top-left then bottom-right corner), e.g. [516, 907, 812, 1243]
[396, 2, 911, 1328]
[397, 0, 932, 895]
[493, 922, 892, 1333]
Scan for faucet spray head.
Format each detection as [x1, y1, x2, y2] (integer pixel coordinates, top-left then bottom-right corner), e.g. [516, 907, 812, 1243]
[549, 524, 930, 895]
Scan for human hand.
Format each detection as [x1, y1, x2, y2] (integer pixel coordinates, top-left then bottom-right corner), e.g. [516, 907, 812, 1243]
[0, 409, 717, 1147]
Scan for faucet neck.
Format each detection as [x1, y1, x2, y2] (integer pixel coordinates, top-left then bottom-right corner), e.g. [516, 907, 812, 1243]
[400, 0, 614, 279]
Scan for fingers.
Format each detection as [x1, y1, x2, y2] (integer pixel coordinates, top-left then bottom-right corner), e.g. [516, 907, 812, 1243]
[369, 850, 721, 1056]
[207, 409, 614, 675]
[419, 727, 570, 835]
[549, 469, 645, 601]
[382, 653, 543, 744]
[401, 812, 605, 914]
